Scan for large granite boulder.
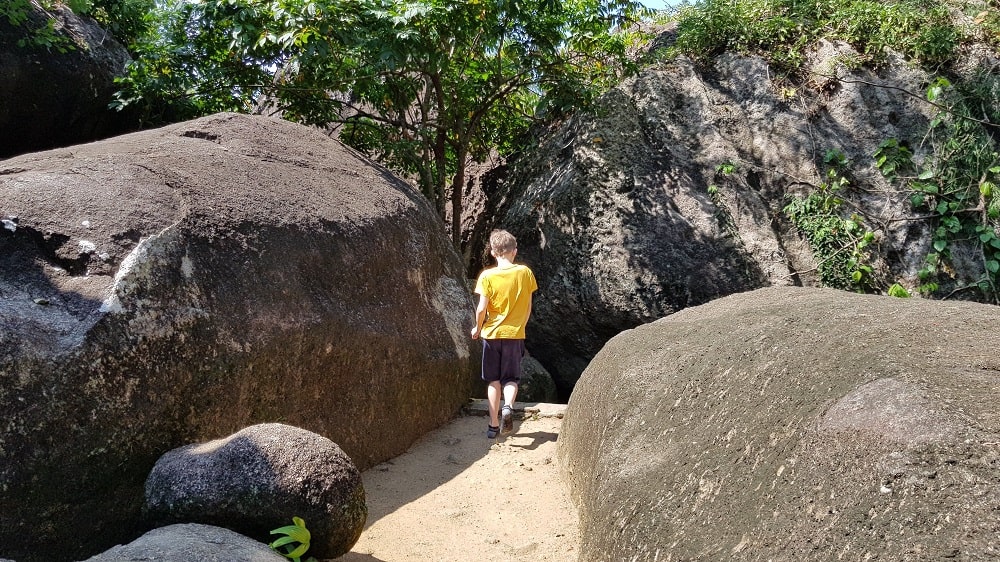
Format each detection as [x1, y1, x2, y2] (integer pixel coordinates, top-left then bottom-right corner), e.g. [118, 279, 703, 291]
[488, 37, 995, 396]
[145, 423, 366, 559]
[559, 287, 1000, 561]
[85, 524, 287, 562]
[0, 112, 474, 561]
[0, 3, 138, 159]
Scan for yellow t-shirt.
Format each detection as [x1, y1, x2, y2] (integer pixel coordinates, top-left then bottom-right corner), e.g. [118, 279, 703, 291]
[474, 263, 537, 339]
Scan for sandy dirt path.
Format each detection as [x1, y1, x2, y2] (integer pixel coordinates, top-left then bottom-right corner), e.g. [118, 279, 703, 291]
[334, 406, 579, 562]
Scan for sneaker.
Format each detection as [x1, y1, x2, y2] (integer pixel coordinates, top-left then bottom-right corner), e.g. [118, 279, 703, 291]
[501, 405, 514, 434]
[487, 425, 500, 439]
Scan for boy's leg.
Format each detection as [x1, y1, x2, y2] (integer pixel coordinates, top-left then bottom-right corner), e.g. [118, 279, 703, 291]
[482, 339, 503, 437]
[501, 382, 518, 433]
[503, 382, 518, 410]
[487, 381, 502, 427]
[498, 339, 525, 408]
[499, 339, 525, 433]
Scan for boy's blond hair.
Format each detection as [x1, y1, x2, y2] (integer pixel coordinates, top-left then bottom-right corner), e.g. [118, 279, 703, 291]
[489, 229, 517, 256]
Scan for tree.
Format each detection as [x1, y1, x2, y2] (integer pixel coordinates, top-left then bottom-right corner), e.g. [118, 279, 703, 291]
[115, 0, 651, 248]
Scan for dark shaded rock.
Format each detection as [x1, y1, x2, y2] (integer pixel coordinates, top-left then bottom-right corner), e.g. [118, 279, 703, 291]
[0, 4, 138, 159]
[0, 112, 474, 561]
[84, 523, 286, 562]
[457, 154, 509, 272]
[517, 354, 558, 403]
[559, 287, 1000, 561]
[145, 423, 365, 559]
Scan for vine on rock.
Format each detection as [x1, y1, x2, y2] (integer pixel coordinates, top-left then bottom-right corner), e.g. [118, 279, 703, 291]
[1, 0, 92, 53]
[784, 150, 880, 293]
[875, 75, 1000, 303]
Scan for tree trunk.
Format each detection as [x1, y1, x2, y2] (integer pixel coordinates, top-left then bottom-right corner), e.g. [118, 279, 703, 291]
[450, 155, 466, 247]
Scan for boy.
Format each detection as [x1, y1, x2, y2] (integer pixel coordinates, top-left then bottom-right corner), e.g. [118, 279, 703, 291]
[471, 229, 537, 438]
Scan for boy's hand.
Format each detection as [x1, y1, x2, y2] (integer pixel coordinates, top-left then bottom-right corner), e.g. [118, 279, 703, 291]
[470, 326, 480, 339]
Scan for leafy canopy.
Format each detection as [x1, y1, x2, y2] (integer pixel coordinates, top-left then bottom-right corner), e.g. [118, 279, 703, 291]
[115, 0, 651, 244]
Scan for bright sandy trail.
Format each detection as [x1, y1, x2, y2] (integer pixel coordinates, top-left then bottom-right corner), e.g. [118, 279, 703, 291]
[335, 405, 579, 562]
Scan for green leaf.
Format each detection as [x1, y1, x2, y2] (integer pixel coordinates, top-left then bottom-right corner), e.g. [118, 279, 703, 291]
[269, 516, 311, 560]
[286, 543, 310, 559]
[270, 536, 297, 549]
[942, 216, 961, 233]
[887, 283, 911, 298]
[987, 260, 1000, 274]
[933, 239, 947, 252]
[926, 77, 951, 101]
[270, 525, 302, 537]
[981, 181, 995, 198]
[68, 0, 94, 14]
[917, 169, 934, 180]
[920, 282, 939, 293]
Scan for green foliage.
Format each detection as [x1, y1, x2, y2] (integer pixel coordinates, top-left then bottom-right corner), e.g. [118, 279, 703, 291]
[668, 0, 961, 72]
[887, 283, 911, 297]
[873, 138, 913, 181]
[784, 150, 879, 292]
[2, 0, 153, 53]
[0, 0, 32, 26]
[88, 0, 156, 50]
[66, 0, 94, 13]
[110, 0, 287, 122]
[28, 18, 77, 52]
[875, 73, 1000, 301]
[670, 0, 809, 69]
[115, 0, 650, 244]
[1, 0, 78, 53]
[269, 516, 317, 562]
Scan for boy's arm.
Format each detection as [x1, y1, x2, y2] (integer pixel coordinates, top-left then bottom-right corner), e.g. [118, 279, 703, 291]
[470, 294, 489, 339]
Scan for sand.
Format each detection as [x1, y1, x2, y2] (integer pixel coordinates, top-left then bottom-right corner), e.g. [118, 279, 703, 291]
[335, 406, 579, 562]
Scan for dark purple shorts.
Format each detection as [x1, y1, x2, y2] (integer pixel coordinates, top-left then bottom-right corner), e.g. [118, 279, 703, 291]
[481, 338, 526, 386]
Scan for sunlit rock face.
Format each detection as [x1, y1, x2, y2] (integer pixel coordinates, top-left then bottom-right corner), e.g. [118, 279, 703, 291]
[560, 287, 1000, 562]
[491, 36, 996, 396]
